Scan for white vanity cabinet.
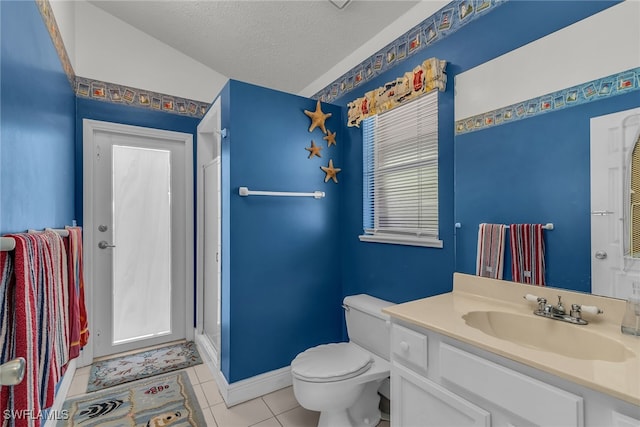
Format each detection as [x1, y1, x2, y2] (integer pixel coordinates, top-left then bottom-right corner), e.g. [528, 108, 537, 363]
[390, 322, 640, 427]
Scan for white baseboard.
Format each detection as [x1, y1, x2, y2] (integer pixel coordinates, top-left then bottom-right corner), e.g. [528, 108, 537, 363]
[221, 365, 293, 407]
[43, 359, 77, 427]
[194, 331, 292, 407]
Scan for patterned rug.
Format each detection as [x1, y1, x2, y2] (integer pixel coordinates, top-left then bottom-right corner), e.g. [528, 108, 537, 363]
[88, 341, 202, 392]
[60, 371, 206, 426]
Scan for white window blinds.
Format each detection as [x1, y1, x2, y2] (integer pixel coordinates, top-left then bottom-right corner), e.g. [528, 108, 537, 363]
[362, 90, 440, 246]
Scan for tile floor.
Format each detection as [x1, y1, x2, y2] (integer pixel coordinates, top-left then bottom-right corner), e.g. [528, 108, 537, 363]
[67, 363, 391, 427]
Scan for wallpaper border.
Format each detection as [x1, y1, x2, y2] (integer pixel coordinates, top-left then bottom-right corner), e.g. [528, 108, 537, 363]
[312, 0, 506, 103]
[455, 68, 640, 135]
[35, 0, 209, 119]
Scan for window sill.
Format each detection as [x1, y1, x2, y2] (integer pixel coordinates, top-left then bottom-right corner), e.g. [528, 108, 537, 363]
[358, 234, 443, 248]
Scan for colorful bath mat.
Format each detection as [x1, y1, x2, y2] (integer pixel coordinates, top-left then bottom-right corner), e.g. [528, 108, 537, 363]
[60, 371, 206, 426]
[88, 341, 202, 392]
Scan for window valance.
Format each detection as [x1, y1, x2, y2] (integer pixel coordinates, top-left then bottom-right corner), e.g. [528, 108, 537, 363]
[347, 58, 447, 128]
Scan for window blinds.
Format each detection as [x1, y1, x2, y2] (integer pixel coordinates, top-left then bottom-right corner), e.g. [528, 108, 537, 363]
[363, 90, 439, 239]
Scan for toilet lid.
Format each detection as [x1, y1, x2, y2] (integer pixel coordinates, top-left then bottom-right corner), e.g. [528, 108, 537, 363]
[291, 343, 373, 383]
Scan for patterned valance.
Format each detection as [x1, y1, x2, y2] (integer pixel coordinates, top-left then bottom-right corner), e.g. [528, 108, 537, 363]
[347, 58, 447, 127]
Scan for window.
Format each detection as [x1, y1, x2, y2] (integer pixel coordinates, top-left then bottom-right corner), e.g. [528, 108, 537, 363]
[359, 90, 441, 247]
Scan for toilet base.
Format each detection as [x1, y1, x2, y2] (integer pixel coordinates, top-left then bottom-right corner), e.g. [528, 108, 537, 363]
[316, 381, 382, 427]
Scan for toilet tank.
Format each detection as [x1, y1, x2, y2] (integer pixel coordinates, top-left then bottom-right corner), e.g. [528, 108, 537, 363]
[343, 294, 395, 361]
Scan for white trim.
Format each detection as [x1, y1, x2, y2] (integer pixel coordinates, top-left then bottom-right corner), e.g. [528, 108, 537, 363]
[221, 366, 293, 408]
[359, 233, 443, 248]
[83, 119, 194, 359]
[44, 359, 76, 427]
[195, 331, 293, 407]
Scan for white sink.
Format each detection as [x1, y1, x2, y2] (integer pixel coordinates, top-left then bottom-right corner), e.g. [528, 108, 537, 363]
[462, 310, 635, 362]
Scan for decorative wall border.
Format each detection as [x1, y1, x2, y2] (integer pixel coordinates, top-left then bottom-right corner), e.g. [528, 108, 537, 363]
[35, 0, 75, 88]
[74, 77, 210, 118]
[312, 0, 506, 103]
[36, 0, 210, 119]
[455, 67, 640, 135]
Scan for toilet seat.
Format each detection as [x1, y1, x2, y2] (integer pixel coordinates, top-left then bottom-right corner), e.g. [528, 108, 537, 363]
[291, 343, 373, 383]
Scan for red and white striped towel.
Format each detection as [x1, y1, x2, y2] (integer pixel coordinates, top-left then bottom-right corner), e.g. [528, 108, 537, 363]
[476, 224, 506, 279]
[2, 231, 70, 426]
[510, 224, 546, 286]
[0, 251, 15, 424]
[64, 226, 89, 360]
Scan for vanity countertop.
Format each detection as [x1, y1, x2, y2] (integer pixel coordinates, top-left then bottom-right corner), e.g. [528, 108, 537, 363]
[383, 273, 640, 406]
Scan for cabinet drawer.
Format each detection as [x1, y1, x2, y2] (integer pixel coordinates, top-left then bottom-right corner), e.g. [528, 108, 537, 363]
[392, 324, 428, 372]
[440, 343, 584, 427]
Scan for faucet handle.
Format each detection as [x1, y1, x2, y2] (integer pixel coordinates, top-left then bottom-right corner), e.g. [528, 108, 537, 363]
[524, 294, 547, 312]
[524, 294, 543, 303]
[579, 304, 603, 315]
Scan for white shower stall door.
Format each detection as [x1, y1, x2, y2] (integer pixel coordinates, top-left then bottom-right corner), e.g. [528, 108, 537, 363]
[196, 98, 222, 370]
[203, 159, 221, 356]
[84, 120, 193, 359]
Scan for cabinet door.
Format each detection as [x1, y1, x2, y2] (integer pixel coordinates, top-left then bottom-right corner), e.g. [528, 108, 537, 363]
[392, 364, 490, 427]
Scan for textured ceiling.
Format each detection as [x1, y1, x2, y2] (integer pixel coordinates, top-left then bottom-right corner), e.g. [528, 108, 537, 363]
[88, 0, 422, 95]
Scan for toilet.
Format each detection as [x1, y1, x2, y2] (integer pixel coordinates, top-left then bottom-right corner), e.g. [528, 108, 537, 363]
[291, 294, 395, 427]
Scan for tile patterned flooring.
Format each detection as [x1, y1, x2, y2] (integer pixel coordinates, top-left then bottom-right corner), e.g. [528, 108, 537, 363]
[67, 363, 391, 427]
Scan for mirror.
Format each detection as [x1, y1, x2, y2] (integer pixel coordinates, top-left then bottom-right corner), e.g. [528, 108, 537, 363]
[454, 100, 640, 297]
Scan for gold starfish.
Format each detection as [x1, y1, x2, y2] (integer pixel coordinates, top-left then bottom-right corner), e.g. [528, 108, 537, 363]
[323, 130, 337, 147]
[321, 159, 341, 184]
[304, 99, 332, 134]
[305, 140, 322, 159]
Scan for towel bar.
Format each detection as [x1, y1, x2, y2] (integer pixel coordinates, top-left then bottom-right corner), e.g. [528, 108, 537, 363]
[1, 227, 76, 251]
[239, 187, 325, 199]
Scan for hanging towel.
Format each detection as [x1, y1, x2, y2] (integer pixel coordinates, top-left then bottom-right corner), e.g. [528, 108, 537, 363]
[7, 233, 42, 427]
[510, 224, 546, 286]
[476, 224, 506, 279]
[0, 251, 15, 425]
[65, 227, 88, 349]
[39, 229, 69, 400]
[63, 233, 80, 362]
[63, 226, 88, 360]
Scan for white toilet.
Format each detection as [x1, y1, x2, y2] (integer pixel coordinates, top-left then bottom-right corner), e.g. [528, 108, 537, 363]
[291, 294, 395, 427]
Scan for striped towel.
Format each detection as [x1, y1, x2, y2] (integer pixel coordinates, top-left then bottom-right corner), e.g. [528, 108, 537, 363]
[64, 226, 88, 360]
[0, 251, 15, 424]
[510, 224, 546, 286]
[7, 233, 42, 426]
[39, 230, 69, 402]
[476, 224, 506, 279]
[4, 231, 71, 426]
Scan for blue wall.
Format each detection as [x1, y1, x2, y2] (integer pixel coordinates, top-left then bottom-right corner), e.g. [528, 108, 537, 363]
[220, 80, 343, 383]
[0, 0, 75, 234]
[332, 0, 620, 304]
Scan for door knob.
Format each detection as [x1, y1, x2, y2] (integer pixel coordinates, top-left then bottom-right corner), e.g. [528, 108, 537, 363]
[98, 241, 116, 249]
[594, 251, 607, 260]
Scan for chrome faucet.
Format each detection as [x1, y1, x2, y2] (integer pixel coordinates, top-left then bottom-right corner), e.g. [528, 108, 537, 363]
[524, 294, 602, 325]
[551, 296, 565, 316]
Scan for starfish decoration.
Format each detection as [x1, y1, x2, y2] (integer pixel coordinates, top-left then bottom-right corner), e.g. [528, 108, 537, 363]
[304, 99, 332, 134]
[321, 159, 341, 184]
[305, 140, 322, 159]
[323, 130, 337, 147]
